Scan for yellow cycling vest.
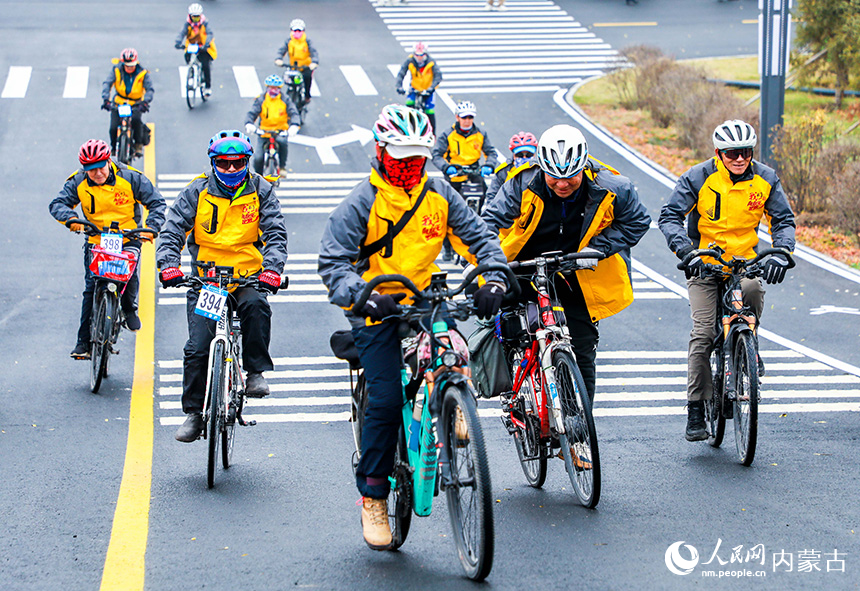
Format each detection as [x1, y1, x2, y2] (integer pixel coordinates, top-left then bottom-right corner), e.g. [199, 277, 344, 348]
[183, 24, 218, 59]
[111, 66, 148, 104]
[71, 162, 140, 244]
[193, 182, 264, 280]
[258, 94, 291, 130]
[444, 126, 485, 166]
[288, 34, 312, 67]
[497, 165, 633, 322]
[409, 60, 435, 91]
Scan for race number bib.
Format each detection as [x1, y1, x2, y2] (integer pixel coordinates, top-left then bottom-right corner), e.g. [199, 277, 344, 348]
[100, 233, 123, 254]
[118, 104, 132, 117]
[187, 43, 199, 54]
[194, 284, 228, 320]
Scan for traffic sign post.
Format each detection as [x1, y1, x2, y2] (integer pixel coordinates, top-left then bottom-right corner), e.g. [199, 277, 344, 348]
[759, 0, 792, 165]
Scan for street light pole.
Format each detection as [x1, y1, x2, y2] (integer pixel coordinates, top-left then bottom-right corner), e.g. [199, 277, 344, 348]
[759, 0, 792, 165]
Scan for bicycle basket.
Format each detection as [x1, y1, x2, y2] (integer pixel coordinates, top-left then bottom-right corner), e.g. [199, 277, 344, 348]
[88, 246, 137, 282]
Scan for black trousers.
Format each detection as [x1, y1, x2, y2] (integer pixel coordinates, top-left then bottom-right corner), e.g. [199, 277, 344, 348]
[77, 243, 140, 346]
[109, 108, 145, 148]
[185, 51, 212, 88]
[182, 286, 274, 413]
[253, 135, 288, 174]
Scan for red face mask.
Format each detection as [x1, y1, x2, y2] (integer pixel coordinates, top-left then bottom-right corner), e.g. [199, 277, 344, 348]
[381, 151, 425, 190]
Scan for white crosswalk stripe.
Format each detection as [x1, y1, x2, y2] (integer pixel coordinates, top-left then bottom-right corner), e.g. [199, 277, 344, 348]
[62, 67, 89, 99]
[154, 347, 860, 426]
[1, 66, 32, 98]
[372, 0, 619, 94]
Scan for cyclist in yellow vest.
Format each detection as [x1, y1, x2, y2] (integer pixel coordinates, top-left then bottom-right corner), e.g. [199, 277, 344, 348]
[395, 42, 443, 132]
[49, 139, 166, 358]
[156, 130, 288, 443]
[274, 18, 318, 106]
[244, 75, 300, 176]
[101, 48, 154, 157]
[175, 3, 217, 98]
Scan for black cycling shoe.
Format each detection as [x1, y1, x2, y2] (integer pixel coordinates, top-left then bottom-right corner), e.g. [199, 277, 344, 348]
[685, 401, 708, 441]
[124, 310, 141, 332]
[70, 343, 91, 360]
[175, 412, 205, 443]
[245, 373, 270, 398]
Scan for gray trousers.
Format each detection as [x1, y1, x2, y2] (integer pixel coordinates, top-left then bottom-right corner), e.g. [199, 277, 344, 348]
[686, 276, 765, 402]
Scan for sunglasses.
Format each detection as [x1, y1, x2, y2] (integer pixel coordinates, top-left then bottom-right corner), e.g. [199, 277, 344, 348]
[190, 15, 201, 21]
[721, 148, 753, 161]
[214, 158, 248, 172]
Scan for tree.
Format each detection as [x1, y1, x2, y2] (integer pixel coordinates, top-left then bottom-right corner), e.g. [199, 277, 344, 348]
[795, 0, 860, 108]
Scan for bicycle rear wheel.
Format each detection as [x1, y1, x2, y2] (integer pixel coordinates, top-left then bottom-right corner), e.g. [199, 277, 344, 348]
[554, 349, 600, 508]
[186, 65, 198, 109]
[207, 341, 226, 488]
[442, 385, 493, 581]
[733, 333, 759, 466]
[706, 346, 726, 447]
[90, 290, 114, 393]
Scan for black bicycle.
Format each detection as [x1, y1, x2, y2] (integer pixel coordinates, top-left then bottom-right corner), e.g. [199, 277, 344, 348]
[678, 246, 795, 466]
[65, 218, 157, 392]
[281, 67, 308, 126]
[111, 103, 141, 165]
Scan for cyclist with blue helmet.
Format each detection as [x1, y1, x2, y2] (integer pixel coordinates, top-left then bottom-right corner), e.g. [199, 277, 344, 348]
[244, 75, 300, 176]
[156, 130, 288, 443]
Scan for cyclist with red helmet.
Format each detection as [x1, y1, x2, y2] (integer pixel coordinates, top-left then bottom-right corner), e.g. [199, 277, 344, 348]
[485, 131, 538, 207]
[156, 130, 288, 444]
[394, 42, 443, 132]
[101, 48, 154, 157]
[274, 18, 318, 106]
[49, 139, 166, 359]
[175, 3, 217, 98]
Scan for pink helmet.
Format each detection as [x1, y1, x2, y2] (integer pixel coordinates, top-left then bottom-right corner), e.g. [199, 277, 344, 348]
[413, 42, 427, 56]
[509, 131, 538, 155]
[120, 48, 139, 66]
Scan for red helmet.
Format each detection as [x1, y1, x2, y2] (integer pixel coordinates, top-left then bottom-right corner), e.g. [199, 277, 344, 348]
[120, 48, 139, 66]
[509, 131, 538, 154]
[413, 42, 427, 56]
[79, 139, 111, 170]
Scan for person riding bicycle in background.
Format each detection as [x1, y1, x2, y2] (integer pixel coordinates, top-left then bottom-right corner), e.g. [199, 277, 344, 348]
[657, 119, 796, 442]
[274, 18, 318, 107]
[49, 139, 166, 359]
[156, 130, 288, 443]
[394, 42, 442, 132]
[102, 48, 154, 158]
[175, 3, 217, 98]
[318, 104, 509, 550]
[244, 75, 300, 176]
[482, 124, 651, 401]
[485, 131, 538, 207]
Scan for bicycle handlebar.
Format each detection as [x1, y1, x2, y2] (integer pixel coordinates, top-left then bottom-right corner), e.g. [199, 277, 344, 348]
[508, 250, 605, 272]
[677, 247, 796, 274]
[65, 218, 158, 240]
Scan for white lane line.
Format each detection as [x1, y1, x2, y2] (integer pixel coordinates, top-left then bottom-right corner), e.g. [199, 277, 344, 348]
[159, 396, 350, 410]
[401, 38, 609, 47]
[158, 368, 352, 382]
[178, 66, 189, 97]
[158, 294, 329, 305]
[62, 66, 89, 98]
[440, 62, 619, 74]
[597, 350, 802, 359]
[440, 85, 562, 94]
[339, 65, 378, 96]
[160, 411, 351, 425]
[310, 77, 321, 97]
[158, 381, 354, 396]
[1, 66, 32, 98]
[232, 65, 262, 98]
[598, 389, 860, 402]
[439, 55, 617, 67]
[632, 292, 682, 300]
[597, 375, 860, 387]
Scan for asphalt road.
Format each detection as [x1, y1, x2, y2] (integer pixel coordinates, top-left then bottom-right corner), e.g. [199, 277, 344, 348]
[1, 1, 857, 590]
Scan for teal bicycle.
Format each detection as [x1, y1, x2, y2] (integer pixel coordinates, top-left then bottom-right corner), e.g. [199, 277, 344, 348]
[333, 263, 518, 581]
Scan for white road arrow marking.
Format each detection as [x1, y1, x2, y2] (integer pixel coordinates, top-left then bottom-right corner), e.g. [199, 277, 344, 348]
[809, 305, 860, 316]
[288, 125, 374, 165]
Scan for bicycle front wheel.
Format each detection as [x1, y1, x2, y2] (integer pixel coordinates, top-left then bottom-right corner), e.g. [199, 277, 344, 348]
[388, 425, 412, 550]
[511, 357, 547, 487]
[186, 65, 198, 109]
[207, 341, 226, 488]
[350, 373, 367, 465]
[221, 358, 240, 469]
[706, 346, 726, 447]
[117, 129, 130, 165]
[554, 349, 601, 508]
[733, 333, 759, 466]
[442, 385, 493, 581]
[90, 290, 114, 393]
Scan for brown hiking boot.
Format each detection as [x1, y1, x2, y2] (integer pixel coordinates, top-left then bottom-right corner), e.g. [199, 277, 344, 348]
[361, 497, 392, 550]
[455, 406, 470, 447]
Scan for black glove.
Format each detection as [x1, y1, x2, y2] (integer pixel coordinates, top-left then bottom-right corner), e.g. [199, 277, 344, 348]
[101, 99, 112, 111]
[396, 87, 406, 95]
[473, 282, 505, 319]
[138, 101, 150, 113]
[175, 42, 184, 50]
[763, 254, 789, 284]
[676, 244, 703, 280]
[361, 293, 406, 322]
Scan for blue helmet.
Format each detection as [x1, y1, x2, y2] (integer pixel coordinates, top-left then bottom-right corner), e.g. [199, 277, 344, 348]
[208, 130, 253, 158]
[264, 74, 284, 88]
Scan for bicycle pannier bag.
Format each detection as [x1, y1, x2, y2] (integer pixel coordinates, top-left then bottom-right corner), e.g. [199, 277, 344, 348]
[468, 319, 512, 399]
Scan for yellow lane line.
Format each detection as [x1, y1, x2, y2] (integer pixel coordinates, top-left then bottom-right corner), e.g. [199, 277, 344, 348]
[592, 21, 657, 27]
[100, 122, 156, 591]
[742, 19, 757, 24]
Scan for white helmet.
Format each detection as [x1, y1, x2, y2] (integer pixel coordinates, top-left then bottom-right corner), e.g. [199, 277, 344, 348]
[373, 104, 435, 159]
[537, 124, 589, 178]
[188, 3, 203, 16]
[455, 101, 476, 118]
[290, 18, 306, 31]
[713, 120, 757, 150]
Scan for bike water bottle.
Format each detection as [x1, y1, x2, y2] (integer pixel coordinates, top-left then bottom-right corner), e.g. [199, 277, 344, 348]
[409, 385, 426, 451]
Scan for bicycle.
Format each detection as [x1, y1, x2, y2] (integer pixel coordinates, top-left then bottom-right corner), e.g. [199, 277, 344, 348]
[111, 103, 139, 165]
[65, 218, 157, 393]
[332, 263, 519, 580]
[447, 162, 487, 215]
[280, 67, 308, 126]
[251, 126, 289, 182]
[167, 263, 272, 488]
[678, 246, 795, 466]
[496, 251, 603, 507]
[184, 43, 208, 110]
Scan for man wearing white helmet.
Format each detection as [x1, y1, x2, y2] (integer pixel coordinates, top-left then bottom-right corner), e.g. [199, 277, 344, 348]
[319, 104, 508, 550]
[395, 41, 442, 132]
[175, 3, 217, 98]
[274, 18, 319, 106]
[483, 124, 650, 401]
[659, 119, 795, 442]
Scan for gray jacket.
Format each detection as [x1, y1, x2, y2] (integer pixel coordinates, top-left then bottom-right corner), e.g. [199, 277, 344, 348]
[244, 90, 300, 128]
[102, 64, 154, 104]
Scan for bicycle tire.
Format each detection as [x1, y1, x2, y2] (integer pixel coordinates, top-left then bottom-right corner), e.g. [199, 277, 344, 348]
[554, 349, 601, 508]
[350, 373, 367, 461]
[199, 67, 208, 103]
[511, 356, 547, 487]
[186, 65, 197, 110]
[263, 153, 277, 178]
[207, 341, 226, 488]
[222, 357, 239, 469]
[117, 129, 130, 165]
[90, 290, 112, 393]
[706, 347, 726, 447]
[733, 333, 759, 466]
[388, 425, 412, 550]
[442, 385, 494, 581]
